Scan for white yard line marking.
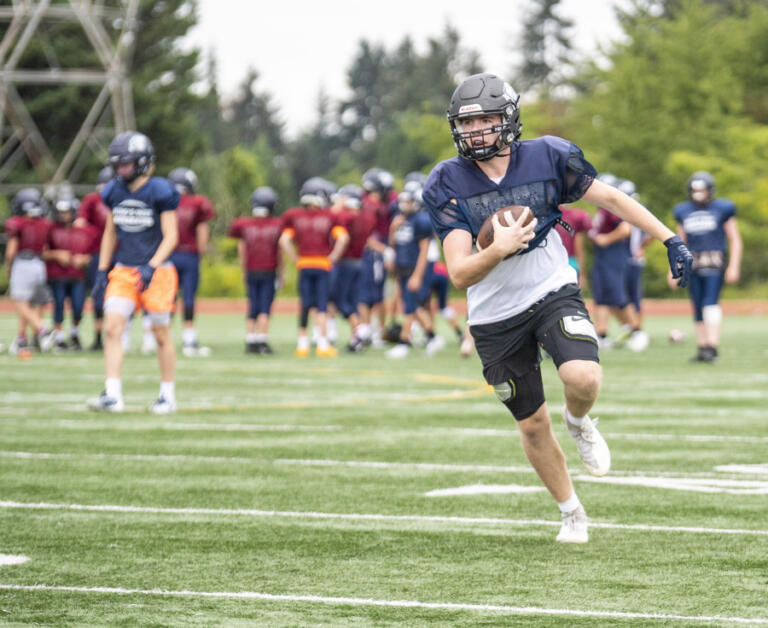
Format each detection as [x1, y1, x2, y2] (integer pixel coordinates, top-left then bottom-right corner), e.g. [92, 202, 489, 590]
[1, 501, 766, 536]
[5, 452, 767, 481]
[0, 555, 29, 566]
[445, 428, 768, 444]
[52, 421, 342, 432]
[0, 584, 764, 624]
[425, 484, 546, 497]
[715, 464, 768, 475]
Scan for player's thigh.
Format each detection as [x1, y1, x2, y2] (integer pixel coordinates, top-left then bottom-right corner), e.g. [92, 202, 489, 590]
[140, 265, 178, 314]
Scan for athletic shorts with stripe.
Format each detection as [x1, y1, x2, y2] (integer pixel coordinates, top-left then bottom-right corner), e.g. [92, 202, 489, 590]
[104, 264, 178, 315]
[470, 283, 599, 420]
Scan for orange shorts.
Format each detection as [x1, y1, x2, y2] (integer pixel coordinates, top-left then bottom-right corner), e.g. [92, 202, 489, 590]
[105, 265, 178, 314]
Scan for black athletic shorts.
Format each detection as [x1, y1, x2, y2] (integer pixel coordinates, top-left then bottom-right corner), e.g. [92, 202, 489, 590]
[470, 283, 599, 386]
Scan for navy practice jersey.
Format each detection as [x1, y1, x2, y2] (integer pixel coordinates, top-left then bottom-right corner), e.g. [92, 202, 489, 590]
[392, 211, 433, 269]
[423, 136, 596, 248]
[422, 136, 597, 324]
[101, 177, 179, 266]
[673, 198, 735, 272]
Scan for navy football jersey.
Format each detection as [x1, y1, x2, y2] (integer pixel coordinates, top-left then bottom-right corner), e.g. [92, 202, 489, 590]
[673, 198, 735, 272]
[101, 177, 179, 266]
[393, 211, 433, 269]
[423, 136, 596, 250]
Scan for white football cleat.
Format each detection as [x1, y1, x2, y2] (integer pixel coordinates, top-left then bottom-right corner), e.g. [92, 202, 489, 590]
[37, 329, 56, 353]
[87, 392, 124, 413]
[385, 343, 410, 359]
[140, 334, 157, 355]
[627, 329, 650, 352]
[149, 396, 176, 414]
[556, 506, 589, 543]
[563, 407, 611, 477]
[425, 334, 445, 357]
[182, 343, 211, 357]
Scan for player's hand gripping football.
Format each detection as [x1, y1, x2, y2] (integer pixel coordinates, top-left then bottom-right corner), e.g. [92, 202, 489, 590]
[490, 208, 537, 258]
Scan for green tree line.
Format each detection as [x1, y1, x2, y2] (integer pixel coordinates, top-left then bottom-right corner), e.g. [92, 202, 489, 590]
[2, 0, 766, 297]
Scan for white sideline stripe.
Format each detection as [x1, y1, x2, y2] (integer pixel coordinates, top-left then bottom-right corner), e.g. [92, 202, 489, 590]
[0, 554, 29, 566]
[0, 584, 764, 624]
[715, 464, 768, 475]
[1, 501, 767, 536]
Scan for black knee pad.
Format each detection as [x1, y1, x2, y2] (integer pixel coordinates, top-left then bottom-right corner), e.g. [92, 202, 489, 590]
[492, 366, 545, 421]
[299, 307, 310, 328]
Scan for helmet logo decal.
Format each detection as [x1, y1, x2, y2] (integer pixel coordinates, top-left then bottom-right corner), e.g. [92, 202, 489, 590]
[128, 134, 149, 153]
[458, 104, 483, 114]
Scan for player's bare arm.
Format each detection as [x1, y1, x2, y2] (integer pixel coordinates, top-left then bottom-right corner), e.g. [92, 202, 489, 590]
[97, 213, 117, 271]
[407, 237, 430, 292]
[147, 209, 179, 268]
[442, 210, 536, 290]
[328, 228, 349, 264]
[589, 221, 631, 247]
[723, 218, 742, 283]
[582, 179, 675, 243]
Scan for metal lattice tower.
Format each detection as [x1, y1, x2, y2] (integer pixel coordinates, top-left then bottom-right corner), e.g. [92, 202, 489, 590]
[0, 0, 139, 195]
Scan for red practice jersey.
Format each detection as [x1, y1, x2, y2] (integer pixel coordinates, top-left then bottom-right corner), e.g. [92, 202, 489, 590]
[175, 194, 215, 254]
[77, 192, 111, 248]
[339, 209, 376, 260]
[228, 216, 283, 272]
[361, 192, 395, 243]
[556, 207, 592, 257]
[4, 216, 53, 255]
[281, 207, 347, 270]
[47, 224, 98, 280]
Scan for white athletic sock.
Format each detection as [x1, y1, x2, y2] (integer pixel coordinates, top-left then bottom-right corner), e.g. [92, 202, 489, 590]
[356, 323, 371, 340]
[326, 318, 337, 341]
[557, 492, 582, 514]
[246, 333, 258, 344]
[160, 381, 175, 402]
[55, 330, 66, 343]
[70, 325, 79, 337]
[255, 333, 267, 343]
[182, 327, 197, 346]
[565, 407, 586, 427]
[297, 336, 310, 350]
[317, 336, 330, 350]
[105, 378, 122, 400]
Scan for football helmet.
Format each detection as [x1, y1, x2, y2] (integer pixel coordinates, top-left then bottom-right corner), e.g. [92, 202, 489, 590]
[397, 188, 423, 214]
[362, 168, 394, 196]
[12, 188, 46, 217]
[107, 131, 155, 183]
[687, 171, 715, 203]
[617, 178, 638, 199]
[447, 73, 522, 162]
[404, 171, 427, 187]
[251, 186, 278, 217]
[54, 195, 79, 223]
[300, 177, 332, 207]
[335, 184, 363, 210]
[168, 167, 198, 195]
[597, 172, 619, 188]
[97, 166, 114, 186]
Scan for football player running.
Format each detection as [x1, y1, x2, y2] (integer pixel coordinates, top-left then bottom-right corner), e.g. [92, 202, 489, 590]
[422, 73, 693, 543]
[87, 131, 180, 413]
[671, 171, 742, 363]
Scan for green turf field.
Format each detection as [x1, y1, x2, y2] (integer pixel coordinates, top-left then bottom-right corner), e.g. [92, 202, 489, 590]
[0, 311, 766, 626]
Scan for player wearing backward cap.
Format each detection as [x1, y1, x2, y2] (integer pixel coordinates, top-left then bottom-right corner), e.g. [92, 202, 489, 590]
[87, 131, 180, 414]
[422, 72, 693, 543]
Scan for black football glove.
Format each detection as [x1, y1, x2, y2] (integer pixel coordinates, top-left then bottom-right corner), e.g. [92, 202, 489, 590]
[91, 270, 108, 306]
[664, 236, 693, 288]
[136, 263, 156, 292]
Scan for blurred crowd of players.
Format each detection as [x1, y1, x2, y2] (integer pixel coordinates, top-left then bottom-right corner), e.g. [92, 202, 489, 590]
[2, 146, 740, 366]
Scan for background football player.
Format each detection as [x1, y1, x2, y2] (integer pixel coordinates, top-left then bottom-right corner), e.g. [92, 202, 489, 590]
[671, 171, 742, 362]
[228, 186, 284, 354]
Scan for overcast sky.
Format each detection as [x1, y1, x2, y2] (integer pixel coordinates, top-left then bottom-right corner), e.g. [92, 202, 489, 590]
[186, 0, 628, 135]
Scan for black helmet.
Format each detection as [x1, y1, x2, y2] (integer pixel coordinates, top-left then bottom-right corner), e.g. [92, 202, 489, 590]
[362, 168, 394, 196]
[300, 177, 332, 207]
[97, 166, 114, 186]
[250, 186, 278, 216]
[54, 195, 79, 223]
[687, 171, 715, 202]
[168, 167, 198, 195]
[12, 188, 45, 217]
[447, 73, 522, 161]
[107, 131, 155, 183]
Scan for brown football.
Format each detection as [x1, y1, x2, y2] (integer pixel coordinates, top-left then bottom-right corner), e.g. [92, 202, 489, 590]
[476, 205, 534, 251]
